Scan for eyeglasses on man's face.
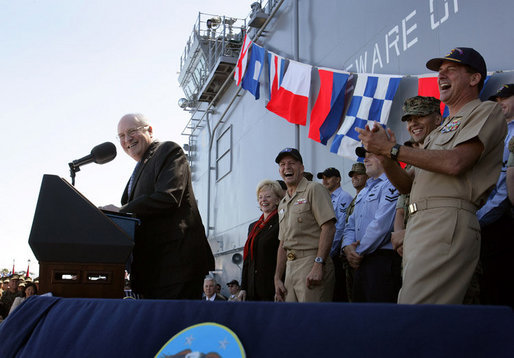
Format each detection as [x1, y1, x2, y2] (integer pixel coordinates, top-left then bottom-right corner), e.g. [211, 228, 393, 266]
[117, 125, 148, 141]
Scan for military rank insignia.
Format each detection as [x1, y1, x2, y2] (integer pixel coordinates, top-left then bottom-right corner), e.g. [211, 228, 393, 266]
[441, 118, 461, 133]
[295, 198, 308, 205]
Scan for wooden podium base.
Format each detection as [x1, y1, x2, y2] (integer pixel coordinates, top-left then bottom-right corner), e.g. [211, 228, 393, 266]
[39, 262, 125, 299]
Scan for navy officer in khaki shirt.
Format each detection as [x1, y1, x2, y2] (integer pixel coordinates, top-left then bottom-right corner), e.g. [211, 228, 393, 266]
[273, 148, 336, 302]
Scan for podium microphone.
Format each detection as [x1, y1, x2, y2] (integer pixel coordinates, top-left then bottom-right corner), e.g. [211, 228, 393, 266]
[68, 142, 117, 185]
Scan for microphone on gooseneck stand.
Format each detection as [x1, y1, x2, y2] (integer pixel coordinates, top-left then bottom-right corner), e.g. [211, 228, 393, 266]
[68, 142, 117, 186]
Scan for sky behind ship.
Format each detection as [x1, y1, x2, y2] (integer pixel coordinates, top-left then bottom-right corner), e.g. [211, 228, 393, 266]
[0, 0, 252, 275]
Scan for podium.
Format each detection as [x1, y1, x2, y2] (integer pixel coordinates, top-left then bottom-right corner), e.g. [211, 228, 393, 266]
[29, 174, 137, 298]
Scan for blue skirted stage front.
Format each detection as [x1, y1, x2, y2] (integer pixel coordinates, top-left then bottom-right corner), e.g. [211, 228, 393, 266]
[0, 296, 513, 357]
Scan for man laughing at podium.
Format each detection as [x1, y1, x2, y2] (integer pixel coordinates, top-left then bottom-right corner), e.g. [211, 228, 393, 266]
[104, 113, 214, 299]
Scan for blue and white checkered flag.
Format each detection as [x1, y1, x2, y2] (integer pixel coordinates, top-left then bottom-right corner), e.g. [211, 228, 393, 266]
[330, 73, 402, 161]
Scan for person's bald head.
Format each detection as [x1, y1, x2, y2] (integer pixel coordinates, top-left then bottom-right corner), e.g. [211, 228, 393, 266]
[117, 113, 153, 161]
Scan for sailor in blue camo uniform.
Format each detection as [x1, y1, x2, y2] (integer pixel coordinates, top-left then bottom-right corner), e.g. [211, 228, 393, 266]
[342, 151, 400, 302]
[317, 167, 353, 301]
[329, 184, 353, 259]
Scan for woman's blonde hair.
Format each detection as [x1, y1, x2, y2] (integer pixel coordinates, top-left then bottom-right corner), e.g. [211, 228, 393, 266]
[256, 179, 284, 200]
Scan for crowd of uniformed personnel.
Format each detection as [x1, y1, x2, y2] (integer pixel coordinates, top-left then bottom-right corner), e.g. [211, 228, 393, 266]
[233, 47, 514, 307]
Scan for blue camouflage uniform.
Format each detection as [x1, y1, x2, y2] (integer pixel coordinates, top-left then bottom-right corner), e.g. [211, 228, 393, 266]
[329, 185, 354, 302]
[343, 173, 399, 254]
[329, 186, 353, 257]
[476, 120, 514, 226]
[342, 173, 401, 302]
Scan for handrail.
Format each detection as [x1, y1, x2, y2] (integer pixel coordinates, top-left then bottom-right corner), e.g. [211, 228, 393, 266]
[180, 0, 283, 138]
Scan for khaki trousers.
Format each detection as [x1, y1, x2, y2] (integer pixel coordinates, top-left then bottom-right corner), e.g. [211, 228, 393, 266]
[398, 206, 480, 304]
[284, 252, 335, 302]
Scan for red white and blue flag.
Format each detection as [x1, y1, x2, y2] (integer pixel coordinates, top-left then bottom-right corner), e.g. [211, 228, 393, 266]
[330, 73, 402, 160]
[241, 43, 266, 99]
[309, 68, 350, 144]
[266, 60, 312, 126]
[234, 34, 252, 86]
[267, 51, 286, 99]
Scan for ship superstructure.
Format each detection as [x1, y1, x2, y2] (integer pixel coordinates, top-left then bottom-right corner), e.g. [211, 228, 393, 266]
[178, 0, 514, 288]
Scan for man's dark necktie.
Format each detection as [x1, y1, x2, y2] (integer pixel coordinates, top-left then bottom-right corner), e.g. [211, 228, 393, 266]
[127, 161, 141, 197]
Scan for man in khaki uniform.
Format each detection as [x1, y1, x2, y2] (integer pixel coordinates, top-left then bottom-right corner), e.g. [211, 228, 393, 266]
[273, 148, 336, 302]
[390, 96, 442, 257]
[358, 47, 507, 304]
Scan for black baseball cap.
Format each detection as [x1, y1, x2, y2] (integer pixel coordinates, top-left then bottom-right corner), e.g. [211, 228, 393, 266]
[275, 148, 303, 164]
[355, 147, 367, 158]
[426, 47, 486, 80]
[489, 84, 514, 101]
[316, 167, 341, 179]
[227, 280, 239, 286]
[276, 180, 287, 191]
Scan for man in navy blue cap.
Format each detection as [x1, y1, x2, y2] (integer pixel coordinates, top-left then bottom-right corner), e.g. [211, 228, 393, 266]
[317, 167, 353, 301]
[342, 150, 400, 302]
[274, 148, 336, 302]
[357, 47, 507, 304]
[425, 47, 487, 93]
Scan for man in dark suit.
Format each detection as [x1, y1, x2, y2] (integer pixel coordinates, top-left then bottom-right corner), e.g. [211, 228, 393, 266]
[108, 113, 214, 299]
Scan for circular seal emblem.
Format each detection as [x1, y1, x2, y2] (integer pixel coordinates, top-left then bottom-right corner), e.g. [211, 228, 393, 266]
[155, 322, 246, 358]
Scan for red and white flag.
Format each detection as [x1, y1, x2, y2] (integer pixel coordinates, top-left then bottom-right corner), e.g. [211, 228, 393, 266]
[267, 51, 286, 99]
[266, 60, 312, 125]
[234, 34, 252, 86]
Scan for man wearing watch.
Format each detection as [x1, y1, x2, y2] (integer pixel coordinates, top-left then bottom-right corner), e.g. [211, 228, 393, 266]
[274, 148, 336, 302]
[342, 151, 400, 302]
[358, 47, 507, 304]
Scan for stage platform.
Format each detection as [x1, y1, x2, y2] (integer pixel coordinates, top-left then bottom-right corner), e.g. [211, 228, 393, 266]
[0, 296, 512, 357]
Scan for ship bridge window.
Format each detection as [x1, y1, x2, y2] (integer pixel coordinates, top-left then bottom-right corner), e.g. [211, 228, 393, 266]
[216, 125, 232, 181]
[192, 61, 206, 86]
[183, 81, 196, 100]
